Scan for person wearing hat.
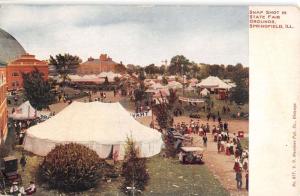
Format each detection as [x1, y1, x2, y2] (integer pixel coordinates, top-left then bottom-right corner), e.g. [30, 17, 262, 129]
[25, 181, 36, 195]
[10, 181, 20, 195]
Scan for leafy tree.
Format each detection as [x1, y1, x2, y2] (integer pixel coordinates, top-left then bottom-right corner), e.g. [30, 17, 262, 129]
[114, 76, 120, 83]
[49, 53, 82, 84]
[229, 81, 249, 105]
[153, 89, 177, 130]
[138, 70, 146, 81]
[22, 69, 55, 110]
[115, 63, 127, 73]
[121, 137, 149, 193]
[133, 82, 146, 104]
[145, 64, 160, 75]
[159, 65, 167, 75]
[162, 76, 168, 85]
[104, 76, 109, 85]
[168, 55, 191, 75]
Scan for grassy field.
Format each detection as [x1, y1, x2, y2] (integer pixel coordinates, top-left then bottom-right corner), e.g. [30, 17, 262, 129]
[9, 147, 229, 196]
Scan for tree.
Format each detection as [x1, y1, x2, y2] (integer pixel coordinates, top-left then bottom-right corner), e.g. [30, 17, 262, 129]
[168, 55, 191, 75]
[153, 90, 177, 130]
[229, 82, 249, 105]
[138, 70, 146, 81]
[104, 76, 109, 85]
[49, 53, 82, 84]
[121, 137, 149, 193]
[115, 63, 127, 73]
[22, 69, 55, 110]
[162, 76, 168, 85]
[114, 76, 120, 83]
[145, 64, 160, 75]
[133, 82, 146, 106]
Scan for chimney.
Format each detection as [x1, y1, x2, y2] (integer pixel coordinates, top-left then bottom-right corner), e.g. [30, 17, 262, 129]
[100, 54, 107, 61]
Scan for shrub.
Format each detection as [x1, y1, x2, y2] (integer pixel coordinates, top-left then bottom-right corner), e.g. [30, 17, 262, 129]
[39, 143, 101, 192]
[121, 138, 149, 193]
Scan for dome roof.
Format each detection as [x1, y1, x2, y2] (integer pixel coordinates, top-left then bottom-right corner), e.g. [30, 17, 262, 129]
[0, 28, 26, 64]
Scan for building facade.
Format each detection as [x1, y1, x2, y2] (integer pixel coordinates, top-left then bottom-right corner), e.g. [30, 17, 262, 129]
[0, 65, 8, 144]
[77, 54, 118, 75]
[7, 53, 48, 91]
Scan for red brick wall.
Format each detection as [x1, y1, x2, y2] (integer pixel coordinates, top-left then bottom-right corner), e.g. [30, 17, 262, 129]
[0, 66, 8, 144]
[7, 65, 48, 90]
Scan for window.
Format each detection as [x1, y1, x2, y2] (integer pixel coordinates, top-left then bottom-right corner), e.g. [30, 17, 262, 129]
[12, 72, 19, 77]
[12, 81, 19, 87]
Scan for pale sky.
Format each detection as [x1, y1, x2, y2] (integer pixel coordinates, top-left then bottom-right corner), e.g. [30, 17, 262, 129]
[0, 5, 248, 66]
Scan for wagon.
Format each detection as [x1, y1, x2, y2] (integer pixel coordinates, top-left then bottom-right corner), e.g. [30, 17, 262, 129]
[179, 147, 204, 164]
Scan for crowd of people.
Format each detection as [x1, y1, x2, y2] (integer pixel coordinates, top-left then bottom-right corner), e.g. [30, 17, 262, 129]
[9, 181, 36, 196]
[172, 117, 248, 192]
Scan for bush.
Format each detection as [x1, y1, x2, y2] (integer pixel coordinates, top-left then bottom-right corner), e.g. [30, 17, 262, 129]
[39, 143, 101, 192]
[121, 138, 149, 193]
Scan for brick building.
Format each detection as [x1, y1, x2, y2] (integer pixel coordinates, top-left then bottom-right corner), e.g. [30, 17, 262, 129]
[77, 54, 118, 75]
[0, 65, 8, 144]
[7, 53, 48, 90]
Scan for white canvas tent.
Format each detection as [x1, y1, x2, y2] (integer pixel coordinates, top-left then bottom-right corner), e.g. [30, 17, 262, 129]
[200, 88, 210, 96]
[167, 81, 183, 89]
[10, 101, 38, 120]
[24, 102, 163, 160]
[196, 76, 231, 89]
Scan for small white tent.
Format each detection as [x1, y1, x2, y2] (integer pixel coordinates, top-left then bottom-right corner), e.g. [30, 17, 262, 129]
[167, 81, 183, 89]
[24, 102, 163, 160]
[10, 101, 38, 120]
[200, 88, 210, 96]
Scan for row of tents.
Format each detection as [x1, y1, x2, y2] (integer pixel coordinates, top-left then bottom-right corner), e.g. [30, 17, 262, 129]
[145, 76, 236, 91]
[68, 71, 122, 83]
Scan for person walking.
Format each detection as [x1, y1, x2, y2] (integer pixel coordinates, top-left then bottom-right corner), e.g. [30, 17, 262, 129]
[203, 134, 208, 148]
[245, 170, 249, 191]
[236, 169, 243, 190]
[20, 152, 27, 172]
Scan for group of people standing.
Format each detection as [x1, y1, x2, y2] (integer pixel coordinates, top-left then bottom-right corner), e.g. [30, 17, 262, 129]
[208, 120, 249, 191]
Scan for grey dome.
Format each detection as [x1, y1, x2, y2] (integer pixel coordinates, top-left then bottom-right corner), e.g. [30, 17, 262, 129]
[0, 28, 26, 64]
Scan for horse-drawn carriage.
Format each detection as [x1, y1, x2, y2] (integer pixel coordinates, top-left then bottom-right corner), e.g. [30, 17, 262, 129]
[0, 156, 22, 193]
[179, 147, 204, 164]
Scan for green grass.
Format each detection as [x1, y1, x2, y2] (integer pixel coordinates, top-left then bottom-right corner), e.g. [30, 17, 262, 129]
[145, 155, 230, 196]
[9, 150, 229, 196]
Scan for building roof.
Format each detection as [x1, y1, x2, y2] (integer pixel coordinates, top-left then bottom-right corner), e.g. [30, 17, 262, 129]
[8, 53, 47, 66]
[0, 28, 26, 64]
[81, 56, 117, 66]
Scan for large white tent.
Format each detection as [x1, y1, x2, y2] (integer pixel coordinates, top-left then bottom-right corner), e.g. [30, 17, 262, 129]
[24, 102, 163, 160]
[196, 76, 231, 89]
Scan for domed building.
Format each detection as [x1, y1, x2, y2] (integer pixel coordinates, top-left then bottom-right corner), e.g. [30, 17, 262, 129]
[0, 28, 26, 64]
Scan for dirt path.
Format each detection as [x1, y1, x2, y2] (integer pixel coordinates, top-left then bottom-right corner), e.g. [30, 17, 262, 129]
[201, 134, 248, 196]
[138, 116, 249, 196]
